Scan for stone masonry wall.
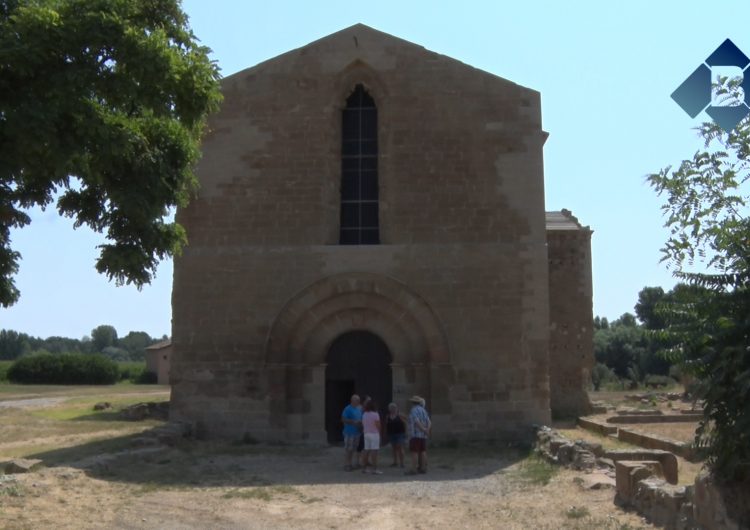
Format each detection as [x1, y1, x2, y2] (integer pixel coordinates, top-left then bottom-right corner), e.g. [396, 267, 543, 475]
[171, 25, 551, 441]
[547, 225, 593, 417]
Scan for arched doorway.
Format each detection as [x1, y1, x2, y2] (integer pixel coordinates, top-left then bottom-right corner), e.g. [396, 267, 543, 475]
[325, 331, 392, 443]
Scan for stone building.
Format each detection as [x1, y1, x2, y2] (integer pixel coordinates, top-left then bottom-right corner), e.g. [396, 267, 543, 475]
[170, 24, 593, 442]
[145, 340, 172, 385]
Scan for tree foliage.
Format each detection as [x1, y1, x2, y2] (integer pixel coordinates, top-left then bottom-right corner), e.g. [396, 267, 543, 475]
[91, 324, 117, 351]
[0, 0, 222, 307]
[593, 310, 674, 381]
[648, 75, 750, 481]
[0, 325, 160, 360]
[635, 286, 666, 330]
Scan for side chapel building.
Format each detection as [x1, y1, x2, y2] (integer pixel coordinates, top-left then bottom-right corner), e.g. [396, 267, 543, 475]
[170, 24, 594, 443]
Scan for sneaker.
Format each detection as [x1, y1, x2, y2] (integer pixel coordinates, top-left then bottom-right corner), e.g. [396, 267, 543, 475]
[371, 469, 383, 475]
[404, 469, 419, 476]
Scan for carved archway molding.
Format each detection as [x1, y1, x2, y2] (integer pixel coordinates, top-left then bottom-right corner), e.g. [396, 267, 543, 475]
[265, 272, 450, 366]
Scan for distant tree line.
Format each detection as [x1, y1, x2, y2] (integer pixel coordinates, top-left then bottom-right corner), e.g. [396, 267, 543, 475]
[592, 284, 701, 390]
[0, 325, 168, 362]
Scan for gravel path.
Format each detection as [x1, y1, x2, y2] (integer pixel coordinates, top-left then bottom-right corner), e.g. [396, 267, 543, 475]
[0, 397, 67, 409]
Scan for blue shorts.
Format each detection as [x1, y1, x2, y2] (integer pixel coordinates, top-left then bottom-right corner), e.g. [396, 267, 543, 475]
[389, 433, 406, 446]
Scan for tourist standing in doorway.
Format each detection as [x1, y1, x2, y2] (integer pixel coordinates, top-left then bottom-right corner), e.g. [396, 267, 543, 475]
[385, 402, 407, 468]
[357, 395, 371, 468]
[341, 394, 362, 471]
[405, 396, 431, 475]
[361, 400, 382, 474]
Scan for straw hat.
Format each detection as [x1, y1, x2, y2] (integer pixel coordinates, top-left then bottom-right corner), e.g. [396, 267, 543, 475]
[409, 395, 425, 405]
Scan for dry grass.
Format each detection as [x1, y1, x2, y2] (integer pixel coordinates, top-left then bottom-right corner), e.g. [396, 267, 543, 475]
[626, 422, 699, 444]
[0, 386, 169, 459]
[0, 384, 659, 529]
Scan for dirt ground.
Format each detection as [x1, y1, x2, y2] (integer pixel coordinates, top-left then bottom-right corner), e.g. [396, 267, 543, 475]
[0, 385, 657, 530]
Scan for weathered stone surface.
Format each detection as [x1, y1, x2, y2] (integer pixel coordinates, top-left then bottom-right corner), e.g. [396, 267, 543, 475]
[169, 24, 595, 442]
[535, 426, 599, 472]
[632, 477, 688, 528]
[615, 460, 664, 504]
[607, 413, 702, 424]
[575, 439, 604, 457]
[579, 472, 616, 490]
[693, 470, 748, 530]
[605, 449, 679, 485]
[1, 458, 43, 474]
[615, 407, 661, 416]
[120, 402, 169, 421]
[589, 401, 609, 414]
[616, 428, 696, 462]
[577, 417, 617, 436]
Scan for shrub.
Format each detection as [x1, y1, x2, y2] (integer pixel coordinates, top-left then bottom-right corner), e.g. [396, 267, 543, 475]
[7, 353, 119, 385]
[131, 370, 158, 384]
[118, 361, 147, 381]
[590, 362, 617, 391]
[0, 360, 12, 382]
[644, 374, 676, 388]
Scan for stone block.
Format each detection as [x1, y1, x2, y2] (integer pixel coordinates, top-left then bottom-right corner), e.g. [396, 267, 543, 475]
[605, 449, 679, 485]
[615, 460, 663, 504]
[1, 459, 43, 474]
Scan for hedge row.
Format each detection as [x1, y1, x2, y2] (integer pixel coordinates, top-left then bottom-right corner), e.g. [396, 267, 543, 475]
[7, 353, 119, 385]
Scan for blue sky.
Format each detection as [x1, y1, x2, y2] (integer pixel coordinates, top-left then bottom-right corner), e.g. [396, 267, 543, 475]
[4, 0, 750, 339]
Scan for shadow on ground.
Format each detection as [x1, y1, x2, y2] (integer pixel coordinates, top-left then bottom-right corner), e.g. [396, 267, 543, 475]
[26, 427, 533, 489]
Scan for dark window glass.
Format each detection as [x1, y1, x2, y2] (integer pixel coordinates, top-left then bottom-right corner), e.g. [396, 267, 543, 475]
[341, 203, 359, 227]
[361, 203, 379, 227]
[340, 229, 359, 245]
[341, 173, 359, 201]
[360, 173, 378, 199]
[360, 229, 380, 245]
[340, 84, 379, 245]
[360, 140, 377, 156]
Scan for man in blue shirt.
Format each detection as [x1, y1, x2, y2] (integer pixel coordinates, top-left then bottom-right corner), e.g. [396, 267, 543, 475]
[341, 394, 362, 471]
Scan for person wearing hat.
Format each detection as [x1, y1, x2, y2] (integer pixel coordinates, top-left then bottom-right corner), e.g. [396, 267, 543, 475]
[405, 395, 431, 475]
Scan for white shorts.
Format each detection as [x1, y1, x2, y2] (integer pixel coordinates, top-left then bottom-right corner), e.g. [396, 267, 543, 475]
[364, 433, 380, 450]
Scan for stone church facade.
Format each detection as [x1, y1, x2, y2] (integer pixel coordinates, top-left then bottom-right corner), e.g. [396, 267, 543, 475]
[170, 24, 593, 442]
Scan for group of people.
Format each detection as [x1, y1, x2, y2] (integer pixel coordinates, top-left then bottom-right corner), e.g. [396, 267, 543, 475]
[341, 394, 431, 475]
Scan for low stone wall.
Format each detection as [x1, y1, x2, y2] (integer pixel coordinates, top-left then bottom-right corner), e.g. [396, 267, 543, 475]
[539, 424, 747, 529]
[536, 426, 601, 471]
[577, 417, 617, 436]
[614, 462, 748, 529]
[606, 449, 678, 484]
[617, 427, 696, 461]
[607, 414, 703, 424]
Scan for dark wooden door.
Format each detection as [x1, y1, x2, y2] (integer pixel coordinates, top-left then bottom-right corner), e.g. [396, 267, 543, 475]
[325, 331, 392, 443]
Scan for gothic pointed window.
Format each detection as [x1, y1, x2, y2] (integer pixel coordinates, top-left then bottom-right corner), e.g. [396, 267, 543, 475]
[340, 84, 379, 245]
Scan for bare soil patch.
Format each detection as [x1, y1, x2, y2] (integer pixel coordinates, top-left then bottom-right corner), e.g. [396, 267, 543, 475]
[1, 441, 657, 530]
[0, 385, 657, 529]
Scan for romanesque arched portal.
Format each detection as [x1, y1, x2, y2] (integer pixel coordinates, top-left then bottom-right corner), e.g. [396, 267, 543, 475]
[264, 272, 450, 442]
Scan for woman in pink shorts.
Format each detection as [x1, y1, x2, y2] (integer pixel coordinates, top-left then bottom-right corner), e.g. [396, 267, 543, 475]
[361, 400, 382, 474]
